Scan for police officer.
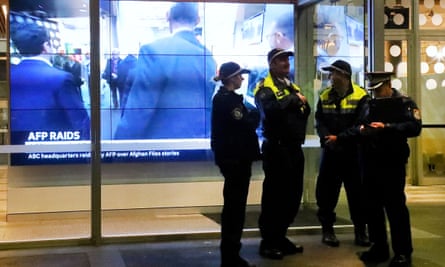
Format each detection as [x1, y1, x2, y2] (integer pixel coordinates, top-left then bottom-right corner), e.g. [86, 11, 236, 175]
[315, 60, 370, 247]
[359, 72, 422, 267]
[254, 48, 310, 260]
[211, 62, 261, 267]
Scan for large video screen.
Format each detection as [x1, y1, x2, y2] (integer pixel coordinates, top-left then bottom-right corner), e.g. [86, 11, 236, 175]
[9, 0, 294, 165]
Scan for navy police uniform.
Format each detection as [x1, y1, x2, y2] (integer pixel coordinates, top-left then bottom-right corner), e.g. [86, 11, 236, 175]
[254, 72, 310, 252]
[315, 59, 370, 247]
[360, 88, 421, 264]
[315, 82, 370, 242]
[359, 71, 422, 267]
[211, 85, 261, 266]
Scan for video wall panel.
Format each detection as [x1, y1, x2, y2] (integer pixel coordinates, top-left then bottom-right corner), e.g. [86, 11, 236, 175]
[9, 0, 294, 165]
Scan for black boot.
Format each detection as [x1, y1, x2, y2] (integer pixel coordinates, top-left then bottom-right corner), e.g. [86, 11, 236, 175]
[259, 239, 284, 260]
[321, 226, 340, 247]
[389, 254, 412, 267]
[354, 226, 371, 247]
[359, 243, 390, 263]
[280, 237, 304, 255]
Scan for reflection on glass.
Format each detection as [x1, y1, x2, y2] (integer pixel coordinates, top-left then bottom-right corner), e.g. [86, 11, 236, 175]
[392, 78, 403, 90]
[432, 14, 443, 26]
[434, 62, 445, 73]
[422, 129, 445, 177]
[397, 61, 407, 76]
[424, 0, 435, 9]
[421, 41, 445, 124]
[314, 2, 365, 88]
[421, 62, 430, 73]
[419, 13, 427, 25]
[385, 62, 394, 72]
[426, 78, 438, 90]
[389, 45, 401, 57]
[384, 40, 408, 94]
[426, 45, 438, 57]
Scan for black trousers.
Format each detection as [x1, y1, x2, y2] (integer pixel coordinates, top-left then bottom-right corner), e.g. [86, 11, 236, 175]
[258, 141, 304, 244]
[315, 148, 367, 229]
[218, 160, 253, 258]
[363, 158, 413, 256]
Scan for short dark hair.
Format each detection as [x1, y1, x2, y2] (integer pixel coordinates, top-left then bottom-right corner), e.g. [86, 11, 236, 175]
[11, 22, 49, 56]
[168, 3, 199, 25]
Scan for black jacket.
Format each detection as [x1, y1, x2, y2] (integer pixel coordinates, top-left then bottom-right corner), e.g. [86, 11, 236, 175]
[315, 83, 369, 150]
[254, 75, 310, 145]
[211, 87, 261, 165]
[361, 89, 422, 163]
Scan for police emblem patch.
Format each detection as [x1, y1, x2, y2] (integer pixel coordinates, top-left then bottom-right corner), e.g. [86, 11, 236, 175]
[232, 108, 243, 120]
[413, 109, 421, 120]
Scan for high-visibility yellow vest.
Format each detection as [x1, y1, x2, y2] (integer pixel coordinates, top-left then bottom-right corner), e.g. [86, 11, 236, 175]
[253, 73, 301, 100]
[319, 84, 367, 114]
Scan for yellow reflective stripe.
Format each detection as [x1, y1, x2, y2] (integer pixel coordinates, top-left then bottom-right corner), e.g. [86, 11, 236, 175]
[319, 84, 366, 110]
[322, 109, 358, 114]
[253, 72, 301, 100]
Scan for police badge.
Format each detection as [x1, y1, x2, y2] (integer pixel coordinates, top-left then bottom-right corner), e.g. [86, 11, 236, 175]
[231, 108, 243, 120]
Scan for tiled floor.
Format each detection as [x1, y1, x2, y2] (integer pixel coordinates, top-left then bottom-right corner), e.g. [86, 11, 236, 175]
[0, 185, 443, 266]
[0, 221, 443, 266]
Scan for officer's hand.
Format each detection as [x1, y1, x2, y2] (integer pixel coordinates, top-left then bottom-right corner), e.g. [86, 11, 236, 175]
[324, 135, 337, 145]
[369, 122, 385, 128]
[296, 92, 307, 104]
[360, 123, 383, 136]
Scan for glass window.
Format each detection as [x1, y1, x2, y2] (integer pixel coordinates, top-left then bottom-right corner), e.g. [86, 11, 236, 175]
[99, 2, 294, 165]
[9, 7, 91, 165]
[99, 1, 297, 237]
[420, 40, 445, 125]
[314, 0, 366, 89]
[384, 40, 408, 95]
[6, 0, 91, 242]
[422, 128, 445, 177]
[384, 0, 411, 30]
[418, 0, 445, 29]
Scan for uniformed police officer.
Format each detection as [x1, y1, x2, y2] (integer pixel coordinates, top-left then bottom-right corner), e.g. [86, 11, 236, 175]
[359, 72, 422, 267]
[211, 62, 261, 267]
[254, 48, 310, 260]
[315, 60, 371, 247]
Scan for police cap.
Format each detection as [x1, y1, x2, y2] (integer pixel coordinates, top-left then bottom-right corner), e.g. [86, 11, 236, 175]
[321, 60, 352, 76]
[267, 48, 294, 65]
[214, 62, 250, 82]
[365, 71, 394, 90]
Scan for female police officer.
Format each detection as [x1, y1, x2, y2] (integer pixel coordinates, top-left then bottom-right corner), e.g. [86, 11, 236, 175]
[211, 62, 261, 267]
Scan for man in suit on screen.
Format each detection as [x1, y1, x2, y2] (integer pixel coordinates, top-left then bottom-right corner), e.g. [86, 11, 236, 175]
[114, 2, 217, 140]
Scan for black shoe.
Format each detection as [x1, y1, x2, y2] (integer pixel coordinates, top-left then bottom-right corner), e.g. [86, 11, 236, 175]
[359, 244, 390, 263]
[259, 240, 284, 260]
[280, 237, 304, 255]
[389, 254, 412, 267]
[322, 231, 340, 247]
[221, 256, 256, 267]
[354, 231, 371, 247]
